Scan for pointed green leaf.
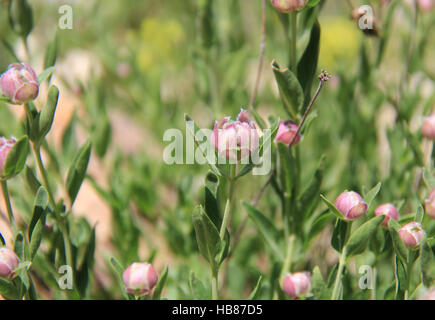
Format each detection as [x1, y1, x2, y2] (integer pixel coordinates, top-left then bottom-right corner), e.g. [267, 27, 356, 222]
[320, 194, 346, 221]
[363, 182, 381, 211]
[388, 218, 408, 264]
[421, 240, 435, 287]
[271, 60, 303, 119]
[346, 215, 384, 258]
[2, 136, 29, 180]
[189, 271, 210, 300]
[66, 140, 92, 205]
[248, 275, 263, 300]
[243, 201, 284, 261]
[38, 85, 59, 140]
[152, 266, 168, 300]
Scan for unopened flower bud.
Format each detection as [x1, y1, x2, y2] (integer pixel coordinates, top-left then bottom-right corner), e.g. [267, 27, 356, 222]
[274, 121, 301, 146]
[211, 109, 259, 162]
[421, 114, 435, 140]
[123, 262, 158, 296]
[270, 0, 306, 13]
[418, 0, 434, 12]
[334, 191, 368, 220]
[0, 63, 39, 104]
[424, 188, 435, 219]
[0, 247, 20, 279]
[398, 222, 425, 250]
[375, 203, 399, 227]
[0, 137, 17, 180]
[283, 272, 311, 299]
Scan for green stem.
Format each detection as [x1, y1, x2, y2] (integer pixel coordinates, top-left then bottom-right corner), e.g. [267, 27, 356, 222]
[1, 181, 17, 234]
[31, 147, 73, 274]
[289, 12, 298, 73]
[219, 165, 236, 239]
[331, 246, 347, 300]
[212, 272, 219, 300]
[280, 235, 295, 281]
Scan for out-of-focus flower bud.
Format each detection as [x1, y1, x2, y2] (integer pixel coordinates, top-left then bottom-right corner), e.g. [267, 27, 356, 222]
[0, 63, 39, 104]
[123, 262, 158, 296]
[283, 272, 311, 299]
[116, 62, 131, 79]
[0, 137, 16, 179]
[424, 188, 435, 219]
[421, 114, 435, 139]
[418, 0, 434, 11]
[270, 0, 306, 13]
[211, 109, 259, 162]
[375, 203, 400, 227]
[0, 247, 20, 279]
[420, 288, 435, 300]
[398, 222, 425, 250]
[274, 121, 301, 146]
[334, 191, 368, 220]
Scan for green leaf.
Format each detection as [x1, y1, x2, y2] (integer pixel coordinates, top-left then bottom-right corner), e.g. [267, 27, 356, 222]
[345, 215, 384, 258]
[243, 201, 284, 261]
[306, 0, 321, 6]
[298, 155, 325, 219]
[251, 109, 266, 130]
[331, 218, 349, 252]
[37, 66, 55, 85]
[38, 85, 59, 140]
[307, 211, 332, 245]
[65, 140, 92, 205]
[388, 218, 408, 264]
[24, 166, 41, 195]
[152, 266, 168, 300]
[2, 136, 29, 180]
[0, 279, 20, 300]
[28, 186, 48, 240]
[247, 275, 262, 300]
[363, 182, 381, 211]
[93, 117, 111, 158]
[204, 171, 221, 228]
[311, 266, 330, 299]
[189, 271, 210, 300]
[192, 205, 224, 272]
[271, 60, 303, 119]
[0, 232, 5, 246]
[185, 114, 223, 177]
[44, 33, 58, 70]
[297, 20, 320, 107]
[423, 167, 435, 189]
[415, 205, 424, 224]
[8, 0, 33, 38]
[14, 232, 25, 260]
[421, 240, 435, 287]
[320, 194, 346, 221]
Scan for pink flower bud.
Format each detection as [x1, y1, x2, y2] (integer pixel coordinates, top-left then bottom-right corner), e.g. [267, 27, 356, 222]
[123, 262, 158, 296]
[283, 272, 311, 299]
[421, 115, 435, 139]
[418, 0, 434, 11]
[334, 191, 368, 220]
[270, 0, 306, 13]
[274, 121, 301, 146]
[0, 137, 16, 179]
[420, 288, 435, 300]
[0, 63, 39, 104]
[398, 222, 425, 250]
[375, 203, 400, 227]
[0, 247, 20, 279]
[424, 188, 435, 220]
[211, 109, 259, 162]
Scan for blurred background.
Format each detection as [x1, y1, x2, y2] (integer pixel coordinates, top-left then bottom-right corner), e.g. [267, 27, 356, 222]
[0, 0, 434, 299]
